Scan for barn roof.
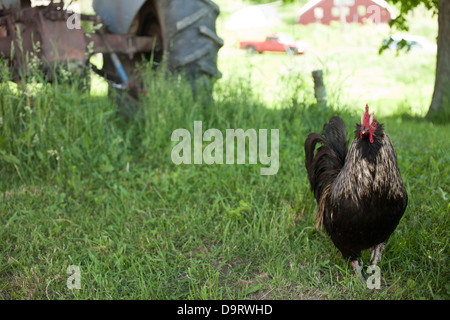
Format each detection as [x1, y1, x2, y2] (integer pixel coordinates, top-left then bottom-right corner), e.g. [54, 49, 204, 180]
[296, 0, 396, 20]
[371, 0, 396, 18]
[296, 0, 323, 19]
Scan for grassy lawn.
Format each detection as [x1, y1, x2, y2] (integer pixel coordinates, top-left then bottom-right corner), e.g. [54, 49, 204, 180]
[0, 1, 448, 300]
[217, 1, 437, 116]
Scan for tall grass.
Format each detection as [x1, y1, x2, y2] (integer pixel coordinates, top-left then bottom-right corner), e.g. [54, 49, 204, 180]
[0, 56, 448, 299]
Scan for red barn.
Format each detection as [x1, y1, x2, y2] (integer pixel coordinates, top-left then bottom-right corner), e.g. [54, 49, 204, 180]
[296, 0, 394, 25]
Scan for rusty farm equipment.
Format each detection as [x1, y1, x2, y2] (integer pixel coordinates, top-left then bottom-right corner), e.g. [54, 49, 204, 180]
[0, 0, 223, 101]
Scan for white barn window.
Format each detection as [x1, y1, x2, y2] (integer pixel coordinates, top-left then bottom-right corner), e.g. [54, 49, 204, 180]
[314, 7, 324, 19]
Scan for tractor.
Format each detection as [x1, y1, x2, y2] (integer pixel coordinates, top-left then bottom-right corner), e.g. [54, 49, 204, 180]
[0, 0, 223, 104]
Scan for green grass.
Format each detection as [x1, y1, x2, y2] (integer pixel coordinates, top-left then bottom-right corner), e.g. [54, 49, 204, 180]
[0, 2, 448, 300]
[216, 0, 438, 116]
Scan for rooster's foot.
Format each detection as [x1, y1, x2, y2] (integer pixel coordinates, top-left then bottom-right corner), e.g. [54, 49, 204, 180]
[351, 260, 364, 280]
[370, 242, 386, 266]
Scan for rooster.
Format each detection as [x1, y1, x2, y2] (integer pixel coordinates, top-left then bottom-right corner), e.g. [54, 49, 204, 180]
[304, 105, 408, 277]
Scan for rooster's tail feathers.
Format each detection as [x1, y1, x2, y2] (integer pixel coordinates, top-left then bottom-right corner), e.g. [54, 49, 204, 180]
[304, 116, 348, 227]
[322, 116, 348, 164]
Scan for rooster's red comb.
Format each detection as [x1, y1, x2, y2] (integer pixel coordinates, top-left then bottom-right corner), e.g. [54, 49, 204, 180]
[362, 104, 372, 125]
[364, 104, 370, 118]
[360, 104, 376, 143]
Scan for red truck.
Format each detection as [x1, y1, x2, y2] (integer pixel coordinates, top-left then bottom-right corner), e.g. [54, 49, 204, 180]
[239, 33, 308, 55]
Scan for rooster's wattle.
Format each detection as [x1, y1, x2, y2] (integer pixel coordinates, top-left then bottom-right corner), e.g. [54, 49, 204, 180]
[304, 105, 408, 277]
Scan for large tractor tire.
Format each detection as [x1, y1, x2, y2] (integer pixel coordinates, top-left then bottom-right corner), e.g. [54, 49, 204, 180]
[155, 0, 223, 83]
[95, 0, 223, 109]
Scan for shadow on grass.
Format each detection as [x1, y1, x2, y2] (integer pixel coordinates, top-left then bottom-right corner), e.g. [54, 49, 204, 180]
[0, 60, 448, 299]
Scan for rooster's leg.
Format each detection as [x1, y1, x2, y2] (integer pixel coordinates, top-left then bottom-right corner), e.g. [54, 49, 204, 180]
[351, 260, 363, 280]
[370, 242, 386, 266]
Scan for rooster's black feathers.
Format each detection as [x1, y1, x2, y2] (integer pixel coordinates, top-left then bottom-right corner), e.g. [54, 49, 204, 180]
[304, 114, 407, 262]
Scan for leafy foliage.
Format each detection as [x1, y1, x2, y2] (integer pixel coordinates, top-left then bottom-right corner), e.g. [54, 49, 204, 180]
[387, 0, 439, 31]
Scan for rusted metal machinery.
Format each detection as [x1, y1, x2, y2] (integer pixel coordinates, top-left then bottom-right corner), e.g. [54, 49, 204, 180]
[0, 0, 223, 97]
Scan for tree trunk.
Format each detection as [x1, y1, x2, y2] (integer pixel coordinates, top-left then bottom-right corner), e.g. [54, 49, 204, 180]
[427, 0, 450, 120]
